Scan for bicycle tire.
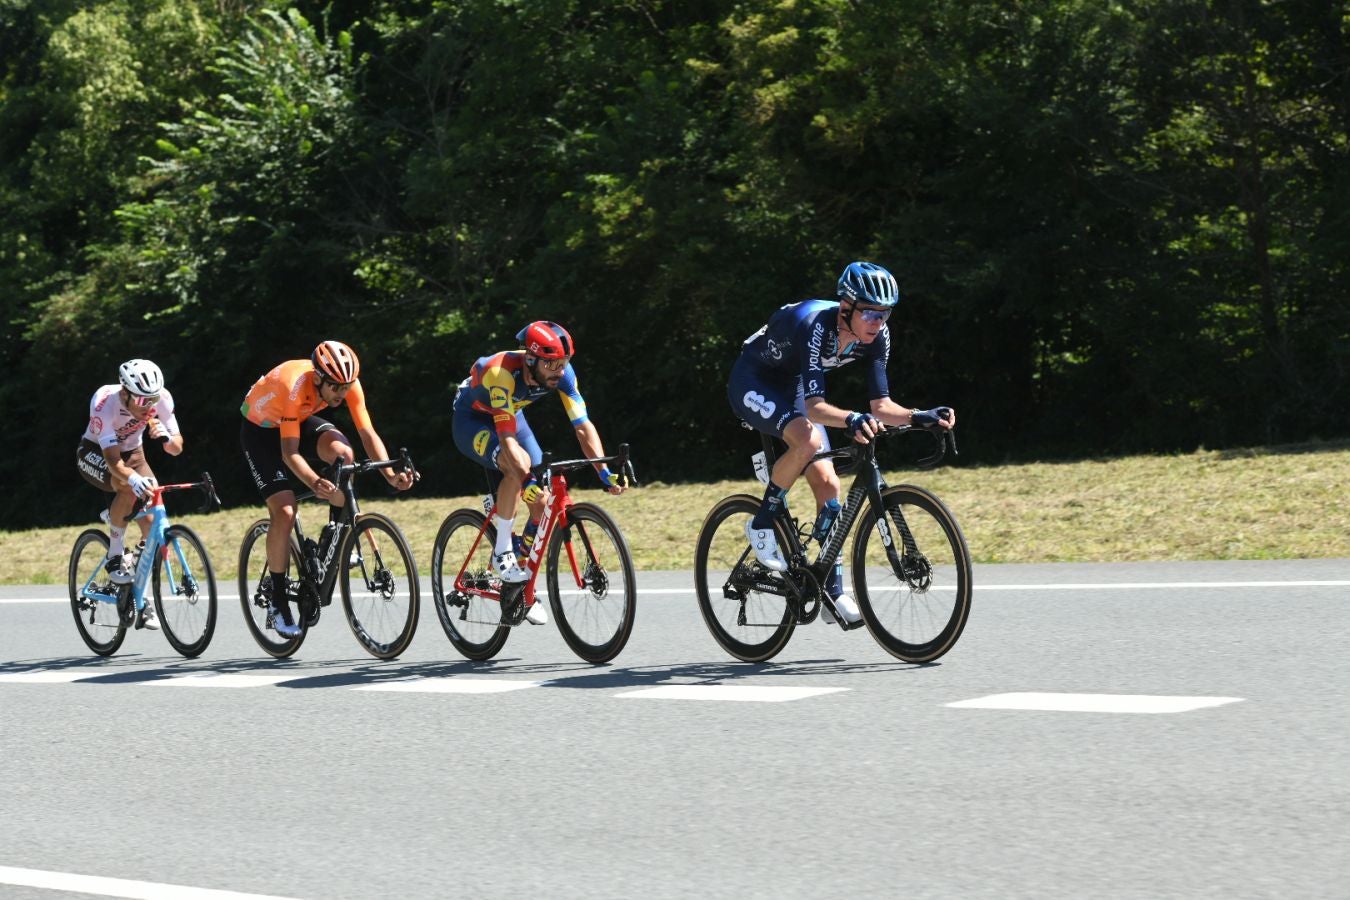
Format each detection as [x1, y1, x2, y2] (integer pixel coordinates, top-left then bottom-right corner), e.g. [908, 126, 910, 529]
[68, 528, 127, 656]
[694, 494, 796, 663]
[430, 508, 510, 660]
[851, 484, 972, 663]
[152, 524, 218, 658]
[340, 512, 419, 659]
[237, 519, 307, 658]
[545, 502, 637, 664]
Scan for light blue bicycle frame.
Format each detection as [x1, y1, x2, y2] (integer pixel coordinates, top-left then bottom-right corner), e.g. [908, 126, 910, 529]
[77, 497, 200, 618]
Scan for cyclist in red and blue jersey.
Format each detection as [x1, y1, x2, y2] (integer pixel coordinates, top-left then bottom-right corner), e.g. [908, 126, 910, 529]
[452, 321, 626, 623]
[728, 261, 956, 625]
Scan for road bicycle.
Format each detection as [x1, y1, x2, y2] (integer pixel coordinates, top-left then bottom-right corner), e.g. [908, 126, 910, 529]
[430, 445, 638, 664]
[695, 425, 971, 663]
[68, 474, 221, 658]
[237, 449, 420, 660]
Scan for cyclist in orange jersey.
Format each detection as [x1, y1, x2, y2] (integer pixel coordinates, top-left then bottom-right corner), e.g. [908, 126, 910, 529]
[240, 340, 415, 637]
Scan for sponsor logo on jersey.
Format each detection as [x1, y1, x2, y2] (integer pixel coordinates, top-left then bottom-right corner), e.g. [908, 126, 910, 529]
[808, 321, 824, 372]
[765, 339, 784, 361]
[90, 416, 103, 435]
[743, 391, 776, 419]
[488, 386, 510, 410]
[289, 376, 305, 402]
[473, 429, 492, 458]
[253, 391, 276, 416]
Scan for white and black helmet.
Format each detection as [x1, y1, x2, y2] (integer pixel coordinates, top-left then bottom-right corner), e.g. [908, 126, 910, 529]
[118, 358, 165, 397]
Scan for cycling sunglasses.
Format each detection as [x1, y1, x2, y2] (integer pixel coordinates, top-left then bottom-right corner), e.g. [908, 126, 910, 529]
[127, 393, 160, 409]
[853, 305, 892, 323]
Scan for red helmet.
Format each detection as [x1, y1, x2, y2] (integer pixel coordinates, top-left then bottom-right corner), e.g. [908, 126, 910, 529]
[311, 340, 360, 384]
[516, 321, 574, 360]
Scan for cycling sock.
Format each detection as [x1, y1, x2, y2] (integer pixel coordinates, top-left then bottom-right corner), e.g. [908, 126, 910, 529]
[521, 519, 539, 552]
[269, 571, 289, 605]
[493, 514, 516, 556]
[751, 482, 789, 530]
[108, 525, 126, 558]
[826, 560, 843, 597]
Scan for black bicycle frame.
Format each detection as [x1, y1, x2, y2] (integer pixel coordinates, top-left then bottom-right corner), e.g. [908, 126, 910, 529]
[291, 448, 417, 606]
[753, 427, 954, 601]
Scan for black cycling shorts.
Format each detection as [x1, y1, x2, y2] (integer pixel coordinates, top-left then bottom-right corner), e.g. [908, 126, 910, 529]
[240, 416, 340, 499]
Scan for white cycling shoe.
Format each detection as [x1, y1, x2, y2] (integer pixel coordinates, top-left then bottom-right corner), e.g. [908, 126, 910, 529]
[743, 521, 788, 573]
[820, 593, 863, 626]
[525, 600, 549, 626]
[493, 550, 529, 584]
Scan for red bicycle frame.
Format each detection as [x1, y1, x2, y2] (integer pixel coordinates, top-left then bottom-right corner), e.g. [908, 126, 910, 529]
[453, 472, 585, 610]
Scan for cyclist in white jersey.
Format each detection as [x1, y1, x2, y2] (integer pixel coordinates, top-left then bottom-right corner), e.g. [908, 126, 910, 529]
[75, 359, 183, 626]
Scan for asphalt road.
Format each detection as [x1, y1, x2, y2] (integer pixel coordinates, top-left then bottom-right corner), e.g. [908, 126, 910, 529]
[1, 559, 1347, 899]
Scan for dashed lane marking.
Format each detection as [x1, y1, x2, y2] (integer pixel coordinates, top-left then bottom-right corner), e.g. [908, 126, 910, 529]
[0, 864, 303, 900]
[352, 677, 542, 694]
[615, 684, 849, 702]
[0, 671, 100, 683]
[145, 673, 302, 688]
[946, 692, 1245, 714]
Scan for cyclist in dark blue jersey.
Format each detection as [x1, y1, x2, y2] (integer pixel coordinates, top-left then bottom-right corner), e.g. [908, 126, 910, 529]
[728, 261, 956, 625]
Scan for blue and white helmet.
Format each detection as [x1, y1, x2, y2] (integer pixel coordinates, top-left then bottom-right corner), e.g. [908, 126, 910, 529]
[837, 261, 899, 307]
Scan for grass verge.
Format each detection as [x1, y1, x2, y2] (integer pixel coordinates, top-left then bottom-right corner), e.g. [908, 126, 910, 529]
[5, 441, 1348, 586]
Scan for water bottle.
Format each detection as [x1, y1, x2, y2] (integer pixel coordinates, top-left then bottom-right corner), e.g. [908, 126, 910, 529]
[811, 498, 841, 543]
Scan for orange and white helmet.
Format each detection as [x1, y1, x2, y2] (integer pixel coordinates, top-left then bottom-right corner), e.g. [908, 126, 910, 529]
[311, 340, 360, 384]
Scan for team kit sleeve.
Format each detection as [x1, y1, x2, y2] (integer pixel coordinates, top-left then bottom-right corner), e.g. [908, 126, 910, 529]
[156, 388, 182, 436]
[344, 379, 374, 430]
[557, 365, 590, 425]
[865, 327, 893, 400]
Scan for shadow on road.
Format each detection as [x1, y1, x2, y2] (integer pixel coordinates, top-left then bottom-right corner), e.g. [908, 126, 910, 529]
[0, 652, 932, 688]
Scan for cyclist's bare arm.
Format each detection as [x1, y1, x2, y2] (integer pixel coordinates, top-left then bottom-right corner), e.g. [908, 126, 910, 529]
[870, 397, 957, 429]
[355, 425, 414, 491]
[574, 420, 625, 494]
[147, 417, 184, 455]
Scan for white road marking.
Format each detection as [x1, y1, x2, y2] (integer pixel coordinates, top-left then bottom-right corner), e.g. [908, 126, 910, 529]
[4, 579, 1349, 604]
[0, 865, 303, 900]
[0, 671, 97, 684]
[946, 692, 1245, 714]
[352, 677, 542, 694]
[616, 684, 849, 702]
[145, 673, 301, 688]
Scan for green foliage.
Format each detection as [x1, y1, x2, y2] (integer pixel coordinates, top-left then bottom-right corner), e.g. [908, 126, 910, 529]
[1, 0, 1348, 529]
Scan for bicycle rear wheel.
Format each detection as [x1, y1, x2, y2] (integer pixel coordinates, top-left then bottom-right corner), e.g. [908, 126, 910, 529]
[340, 512, 419, 659]
[68, 528, 127, 656]
[546, 502, 636, 664]
[237, 519, 307, 658]
[153, 524, 218, 658]
[694, 495, 796, 663]
[431, 509, 510, 660]
[851, 484, 972, 663]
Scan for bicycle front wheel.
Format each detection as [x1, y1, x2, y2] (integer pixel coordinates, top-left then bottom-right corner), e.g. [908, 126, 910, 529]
[340, 512, 419, 660]
[694, 495, 795, 663]
[430, 509, 510, 661]
[237, 519, 306, 659]
[851, 484, 972, 663]
[153, 524, 218, 658]
[68, 528, 127, 656]
[546, 502, 636, 664]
